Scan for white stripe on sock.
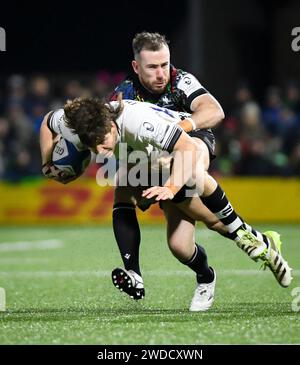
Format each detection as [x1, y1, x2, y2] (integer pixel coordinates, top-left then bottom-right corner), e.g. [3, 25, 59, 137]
[113, 206, 135, 211]
[215, 202, 233, 219]
[226, 217, 243, 233]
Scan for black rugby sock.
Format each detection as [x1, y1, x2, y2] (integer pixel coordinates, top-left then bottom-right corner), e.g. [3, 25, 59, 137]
[201, 185, 243, 238]
[202, 185, 270, 247]
[181, 244, 214, 284]
[112, 203, 141, 276]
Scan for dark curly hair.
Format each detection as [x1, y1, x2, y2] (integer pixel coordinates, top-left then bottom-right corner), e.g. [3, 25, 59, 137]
[132, 32, 169, 59]
[64, 97, 122, 148]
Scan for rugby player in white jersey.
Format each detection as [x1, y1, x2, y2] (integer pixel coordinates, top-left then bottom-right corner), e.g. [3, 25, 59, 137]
[40, 97, 292, 311]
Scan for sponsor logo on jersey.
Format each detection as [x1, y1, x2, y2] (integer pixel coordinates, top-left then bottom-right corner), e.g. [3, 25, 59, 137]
[177, 74, 202, 97]
[143, 122, 155, 132]
[54, 144, 65, 156]
[183, 76, 192, 85]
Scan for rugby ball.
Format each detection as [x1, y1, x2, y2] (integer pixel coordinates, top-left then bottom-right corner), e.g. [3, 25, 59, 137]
[52, 137, 91, 177]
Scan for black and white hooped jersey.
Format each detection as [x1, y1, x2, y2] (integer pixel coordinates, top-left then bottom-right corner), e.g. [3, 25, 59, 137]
[111, 65, 208, 114]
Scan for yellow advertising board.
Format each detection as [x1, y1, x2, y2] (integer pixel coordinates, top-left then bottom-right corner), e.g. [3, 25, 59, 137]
[0, 177, 299, 225]
[0, 178, 163, 225]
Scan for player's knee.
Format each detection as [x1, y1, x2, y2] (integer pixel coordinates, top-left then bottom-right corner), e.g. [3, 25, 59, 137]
[168, 237, 182, 254]
[167, 237, 193, 260]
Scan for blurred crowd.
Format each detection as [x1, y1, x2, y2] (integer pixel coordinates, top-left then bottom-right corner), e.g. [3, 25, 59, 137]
[0, 72, 124, 181]
[0, 73, 300, 182]
[212, 82, 300, 176]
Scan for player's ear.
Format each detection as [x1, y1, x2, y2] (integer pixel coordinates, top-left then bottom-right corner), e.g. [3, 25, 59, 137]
[132, 60, 139, 74]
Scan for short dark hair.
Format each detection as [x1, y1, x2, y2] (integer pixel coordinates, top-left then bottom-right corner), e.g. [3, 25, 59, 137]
[132, 32, 169, 59]
[64, 97, 122, 148]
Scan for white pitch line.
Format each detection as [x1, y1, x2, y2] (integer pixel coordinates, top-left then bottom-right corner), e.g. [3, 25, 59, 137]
[0, 240, 63, 252]
[0, 258, 51, 264]
[0, 269, 299, 278]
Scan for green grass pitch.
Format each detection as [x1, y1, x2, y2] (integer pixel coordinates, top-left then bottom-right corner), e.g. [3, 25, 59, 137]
[0, 224, 299, 344]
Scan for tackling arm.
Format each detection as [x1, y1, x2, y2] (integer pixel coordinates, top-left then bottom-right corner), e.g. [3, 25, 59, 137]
[178, 93, 225, 132]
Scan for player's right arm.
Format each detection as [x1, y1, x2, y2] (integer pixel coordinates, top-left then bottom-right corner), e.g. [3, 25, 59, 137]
[40, 111, 58, 166]
[39, 111, 70, 183]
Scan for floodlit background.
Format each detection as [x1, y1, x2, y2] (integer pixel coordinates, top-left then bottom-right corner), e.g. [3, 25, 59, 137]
[0, 0, 299, 345]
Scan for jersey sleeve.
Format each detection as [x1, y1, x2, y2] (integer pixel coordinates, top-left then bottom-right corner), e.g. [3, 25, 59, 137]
[132, 105, 183, 152]
[176, 72, 208, 111]
[46, 111, 55, 133]
[47, 109, 84, 148]
[150, 122, 183, 152]
[47, 109, 66, 135]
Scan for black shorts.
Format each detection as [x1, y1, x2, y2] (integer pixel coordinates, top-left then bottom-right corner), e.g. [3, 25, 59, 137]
[188, 128, 216, 161]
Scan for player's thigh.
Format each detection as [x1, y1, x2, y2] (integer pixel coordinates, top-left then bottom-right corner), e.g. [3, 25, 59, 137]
[191, 137, 210, 171]
[114, 164, 147, 205]
[162, 201, 196, 258]
[175, 197, 220, 229]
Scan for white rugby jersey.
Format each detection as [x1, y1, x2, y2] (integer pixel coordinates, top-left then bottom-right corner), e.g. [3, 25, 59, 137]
[47, 109, 86, 150]
[113, 100, 188, 155]
[47, 100, 190, 156]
